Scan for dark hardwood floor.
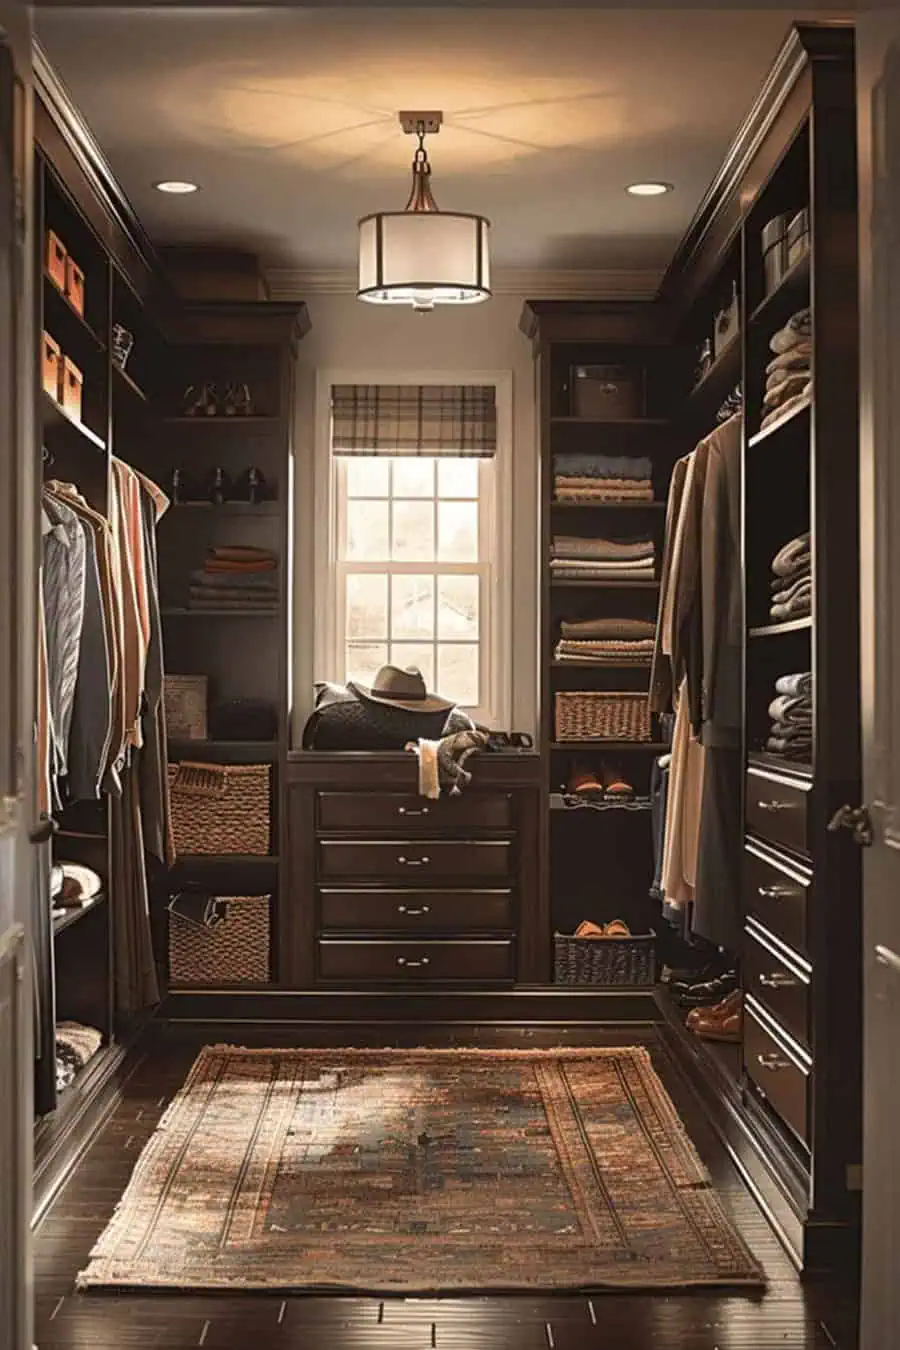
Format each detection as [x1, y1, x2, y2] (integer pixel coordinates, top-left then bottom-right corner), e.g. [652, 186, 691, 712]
[32, 1021, 859, 1350]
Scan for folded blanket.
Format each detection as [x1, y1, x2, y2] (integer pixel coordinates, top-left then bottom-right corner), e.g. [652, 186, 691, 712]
[775, 671, 813, 699]
[190, 568, 278, 590]
[768, 693, 812, 724]
[550, 555, 655, 571]
[771, 533, 811, 577]
[554, 454, 653, 480]
[203, 559, 278, 574]
[551, 568, 654, 580]
[771, 593, 812, 621]
[766, 344, 812, 376]
[560, 617, 657, 640]
[766, 735, 812, 761]
[771, 574, 812, 605]
[552, 535, 654, 559]
[760, 383, 812, 430]
[554, 477, 654, 492]
[764, 371, 811, 408]
[769, 307, 812, 354]
[555, 487, 655, 502]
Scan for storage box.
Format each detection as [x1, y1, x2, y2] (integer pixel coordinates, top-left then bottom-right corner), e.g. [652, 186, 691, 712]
[168, 761, 271, 856]
[65, 256, 85, 317]
[46, 230, 67, 292]
[554, 691, 651, 742]
[41, 331, 61, 400]
[163, 674, 208, 740]
[786, 208, 810, 269]
[570, 364, 643, 420]
[167, 893, 271, 985]
[762, 214, 787, 294]
[713, 282, 740, 357]
[554, 930, 656, 986]
[60, 356, 83, 420]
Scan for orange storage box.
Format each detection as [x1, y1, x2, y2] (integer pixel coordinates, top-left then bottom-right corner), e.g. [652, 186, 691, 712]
[46, 230, 67, 292]
[41, 331, 61, 400]
[65, 255, 85, 317]
[61, 355, 83, 420]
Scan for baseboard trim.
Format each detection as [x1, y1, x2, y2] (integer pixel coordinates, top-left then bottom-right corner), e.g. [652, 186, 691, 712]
[159, 986, 662, 1024]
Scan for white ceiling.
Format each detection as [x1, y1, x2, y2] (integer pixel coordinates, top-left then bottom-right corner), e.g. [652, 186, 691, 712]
[36, 7, 837, 290]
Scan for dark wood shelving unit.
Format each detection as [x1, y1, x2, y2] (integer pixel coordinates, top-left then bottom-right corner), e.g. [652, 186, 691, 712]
[549, 578, 659, 590]
[748, 394, 812, 448]
[748, 749, 813, 780]
[749, 616, 813, 638]
[162, 414, 280, 426]
[550, 500, 666, 512]
[42, 271, 106, 351]
[680, 333, 741, 425]
[748, 247, 811, 326]
[112, 363, 148, 402]
[169, 501, 281, 516]
[41, 388, 106, 452]
[550, 416, 670, 427]
[550, 660, 653, 670]
[52, 892, 107, 938]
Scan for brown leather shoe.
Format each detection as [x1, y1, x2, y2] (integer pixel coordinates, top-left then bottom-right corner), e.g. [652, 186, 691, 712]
[686, 988, 742, 1042]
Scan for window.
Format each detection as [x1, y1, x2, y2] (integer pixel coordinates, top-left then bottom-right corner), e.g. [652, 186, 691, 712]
[316, 377, 510, 727]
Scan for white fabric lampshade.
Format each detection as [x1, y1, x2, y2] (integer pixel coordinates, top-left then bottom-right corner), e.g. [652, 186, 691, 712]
[358, 211, 490, 309]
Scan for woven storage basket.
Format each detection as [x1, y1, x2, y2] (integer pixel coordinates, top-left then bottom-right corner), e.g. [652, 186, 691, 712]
[164, 675, 208, 741]
[168, 761, 270, 855]
[554, 691, 651, 742]
[168, 895, 271, 985]
[554, 930, 657, 986]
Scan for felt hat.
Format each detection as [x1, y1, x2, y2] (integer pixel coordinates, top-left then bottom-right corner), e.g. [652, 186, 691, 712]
[349, 664, 454, 714]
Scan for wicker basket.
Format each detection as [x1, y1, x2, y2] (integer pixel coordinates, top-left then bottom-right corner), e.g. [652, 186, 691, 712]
[554, 691, 651, 742]
[168, 894, 271, 985]
[168, 761, 271, 855]
[554, 930, 657, 986]
[164, 675, 208, 741]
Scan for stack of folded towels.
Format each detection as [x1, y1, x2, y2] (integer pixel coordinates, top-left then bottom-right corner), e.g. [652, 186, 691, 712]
[769, 531, 811, 621]
[555, 616, 657, 665]
[761, 307, 812, 431]
[554, 454, 653, 503]
[189, 544, 279, 612]
[550, 534, 656, 583]
[767, 671, 813, 762]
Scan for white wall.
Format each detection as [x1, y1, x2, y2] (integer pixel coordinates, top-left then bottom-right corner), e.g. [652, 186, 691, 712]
[291, 293, 539, 739]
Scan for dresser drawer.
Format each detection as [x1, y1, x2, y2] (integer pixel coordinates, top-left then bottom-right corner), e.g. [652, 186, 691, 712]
[318, 839, 513, 883]
[317, 938, 515, 984]
[745, 999, 811, 1146]
[743, 919, 811, 1051]
[319, 887, 514, 933]
[745, 766, 810, 858]
[744, 840, 810, 958]
[317, 792, 512, 834]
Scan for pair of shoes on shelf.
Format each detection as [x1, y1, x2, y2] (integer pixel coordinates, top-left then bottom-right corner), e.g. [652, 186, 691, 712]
[672, 968, 738, 1008]
[575, 919, 631, 939]
[182, 382, 255, 417]
[687, 989, 743, 1042]
[568, 762, 634, 801]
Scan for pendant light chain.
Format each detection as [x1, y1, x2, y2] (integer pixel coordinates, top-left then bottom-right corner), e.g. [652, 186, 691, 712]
[406, 121, 438, 213]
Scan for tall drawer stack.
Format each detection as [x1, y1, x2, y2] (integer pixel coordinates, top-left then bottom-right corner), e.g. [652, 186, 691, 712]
[315, 789, 518, 985]
[743, 763, 814, 1150]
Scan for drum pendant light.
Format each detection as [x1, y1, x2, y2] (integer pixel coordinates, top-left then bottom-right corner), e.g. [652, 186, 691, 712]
[358, 112, 491, 311]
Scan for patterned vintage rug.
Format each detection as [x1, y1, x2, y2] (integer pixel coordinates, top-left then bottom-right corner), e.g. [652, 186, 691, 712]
[78, 1045, 765, 1293]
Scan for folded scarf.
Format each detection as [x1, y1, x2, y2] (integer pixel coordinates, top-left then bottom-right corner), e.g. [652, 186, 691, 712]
[775, 671, 812, 700]
[760, 384, 812, 430]
[771, 574, 812, 605]
[769, 308, 812, 354]
[560, 617, 657, 640]
[764, 371, 811, 408]
[768, 693, 812, 723]
[771, 532, 811, 577]
[771, 594, 812, 622]
[554, 454, 653, 480]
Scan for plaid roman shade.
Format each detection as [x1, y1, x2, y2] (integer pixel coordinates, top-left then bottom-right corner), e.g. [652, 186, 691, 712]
[331, 384, 497, 457]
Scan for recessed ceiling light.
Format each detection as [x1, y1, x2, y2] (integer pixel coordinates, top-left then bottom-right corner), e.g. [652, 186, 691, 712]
[626, 181, 673, 197]
[154, 180, 199, 195]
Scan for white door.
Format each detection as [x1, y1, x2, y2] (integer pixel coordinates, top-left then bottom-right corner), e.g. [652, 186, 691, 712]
[857, 16, 900, 1350]
[0, 5, 35, 1349]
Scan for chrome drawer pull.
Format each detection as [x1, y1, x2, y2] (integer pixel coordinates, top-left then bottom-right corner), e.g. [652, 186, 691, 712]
[397, 855, 430, 867]
[758, 884, 801, 900]
[757, 799, 794, 813]
[398, 806, 429, 816]
[396, 956, 430, 968]
[757, 1052, 791, 1072]
[397, 905, 431, 916]
[759, 971, 799, 990]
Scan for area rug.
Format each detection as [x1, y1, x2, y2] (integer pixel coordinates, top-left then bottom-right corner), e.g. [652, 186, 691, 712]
[77, 1045, 765, 1293]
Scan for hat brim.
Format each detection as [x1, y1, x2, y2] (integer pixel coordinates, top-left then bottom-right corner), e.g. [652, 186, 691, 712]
[348, 682, 454, 715]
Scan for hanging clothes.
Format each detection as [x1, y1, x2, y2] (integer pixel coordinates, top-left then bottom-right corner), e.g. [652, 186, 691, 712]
[41, 494, 86, 805]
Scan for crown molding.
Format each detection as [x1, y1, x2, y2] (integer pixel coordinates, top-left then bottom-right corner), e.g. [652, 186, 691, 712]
[265, 265, 663, 302]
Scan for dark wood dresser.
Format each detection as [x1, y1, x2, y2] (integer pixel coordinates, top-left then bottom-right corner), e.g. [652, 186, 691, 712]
[287, 752, 546, 988]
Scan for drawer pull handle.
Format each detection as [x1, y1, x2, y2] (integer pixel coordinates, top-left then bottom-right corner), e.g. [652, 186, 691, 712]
[398, 806, 429, 816]
[397, 855, 430, 867]
[758, 884, 800, 900]
[757, 1052, 791, 1072]
[396, 956, 430, 968]
[397, 905, 431, 917]
[759, 971, 800, 990]
[757, 799, 794, 813]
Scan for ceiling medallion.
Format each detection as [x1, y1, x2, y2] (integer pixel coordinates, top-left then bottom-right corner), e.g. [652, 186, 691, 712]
[357, 111, 491, 312]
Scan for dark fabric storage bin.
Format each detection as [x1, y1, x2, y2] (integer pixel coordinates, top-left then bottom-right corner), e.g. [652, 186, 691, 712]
[554, 930, 657, 986]
[570, 364, 643, 420]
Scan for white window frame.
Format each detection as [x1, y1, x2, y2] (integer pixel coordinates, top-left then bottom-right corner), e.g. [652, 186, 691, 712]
[313, 368, 513, 729]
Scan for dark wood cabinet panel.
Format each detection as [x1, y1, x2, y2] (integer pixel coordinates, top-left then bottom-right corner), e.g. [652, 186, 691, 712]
[744, 839, 810, 958]
[743, 920, 811, 1052]
[319, 887, 514, 933]
[745, 1000, 811, 1148]
[746, 766, 811, 859]
[317, 791, 512, 834]
[317, 938, 515, 984]
[318, 839, 513, 884]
